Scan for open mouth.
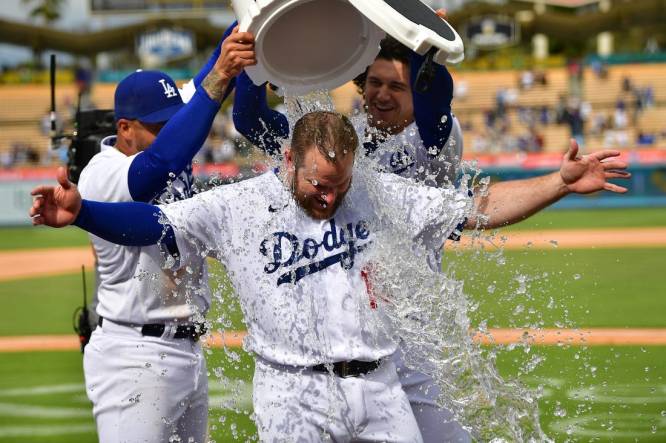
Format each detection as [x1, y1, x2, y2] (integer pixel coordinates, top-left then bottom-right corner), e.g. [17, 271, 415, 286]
[373, 103, 395, 112]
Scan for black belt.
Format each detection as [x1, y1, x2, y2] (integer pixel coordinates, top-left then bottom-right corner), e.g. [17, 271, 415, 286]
[311, 359, 382, 378]
[98, 317, 207, 341]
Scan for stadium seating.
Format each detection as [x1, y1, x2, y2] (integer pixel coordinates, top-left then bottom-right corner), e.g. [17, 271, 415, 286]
[0, 63, 664, 164]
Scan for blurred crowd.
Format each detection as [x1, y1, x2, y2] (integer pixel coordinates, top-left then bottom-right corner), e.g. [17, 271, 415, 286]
[461, 67, 661, 154]
[1, 64, 663, 168]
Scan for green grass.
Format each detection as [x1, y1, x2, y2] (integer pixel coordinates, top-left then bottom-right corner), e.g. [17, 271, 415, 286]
[0, 350, 257, 443]
[0, 271, 95, 336]
[0, 346, 663, 442]
[505, 207, 666, 231]
[0, 208, 664, 441]
[496, 345, 666, 441]
[0, 226, 89, 251]
[3, 247, 663, 337]
[446, 247, 666, 329]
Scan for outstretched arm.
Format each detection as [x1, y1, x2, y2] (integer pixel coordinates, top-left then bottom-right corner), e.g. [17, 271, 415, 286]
[465, 140, 630, 230]
[232, 71, 289, 158]
[31, 167, 175, 250]
[128, 26, 256, 202]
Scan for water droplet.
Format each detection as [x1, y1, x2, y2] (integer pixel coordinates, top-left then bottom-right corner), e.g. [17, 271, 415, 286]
[328, 151, 335, 158]
[440, 114, 449, 124]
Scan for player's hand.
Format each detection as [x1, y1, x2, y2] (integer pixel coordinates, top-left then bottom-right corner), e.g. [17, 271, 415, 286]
[29, 166, 82, 227]
[560, 139, 630, 195]
[217, 26, 257, 82]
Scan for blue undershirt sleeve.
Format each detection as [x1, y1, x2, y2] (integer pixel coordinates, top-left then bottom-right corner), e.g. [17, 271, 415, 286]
[127, 21, 241, 203]
[73, 200, 179, 256]
[192, 21, 238, 100]
[232, 71, 289, 158]
[409, 51, 454, 158]
[128, 87, 220, 202]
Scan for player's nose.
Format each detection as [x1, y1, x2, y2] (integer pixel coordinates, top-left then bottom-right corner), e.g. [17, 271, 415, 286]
[376, 86, 391, 101]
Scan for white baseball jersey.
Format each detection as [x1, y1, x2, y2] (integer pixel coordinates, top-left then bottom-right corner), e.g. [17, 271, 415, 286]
[78, 136, 210, 324]
[160, 169, 470, 366]
[358, 116, 464, 187]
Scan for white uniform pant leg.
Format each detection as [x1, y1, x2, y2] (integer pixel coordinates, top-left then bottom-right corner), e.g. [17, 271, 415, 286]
[253, 358, 423, 443]
[393, 350, 471, 443]
[83, 324, 208, 443]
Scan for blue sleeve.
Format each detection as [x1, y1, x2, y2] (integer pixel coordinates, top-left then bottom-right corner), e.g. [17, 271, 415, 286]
[232, 71, 289, 158]
[128, 87, 220, 202]
[410, 52, 454, 158]
[73, 200, 178, 256]
[193, 21, 237, 101]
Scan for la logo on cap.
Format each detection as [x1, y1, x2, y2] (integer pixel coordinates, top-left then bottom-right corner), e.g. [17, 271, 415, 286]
[159, 78, 178, 98]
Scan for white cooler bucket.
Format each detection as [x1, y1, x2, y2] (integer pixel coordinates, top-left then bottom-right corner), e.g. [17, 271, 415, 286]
[231, 0, 464, 95]
[232, 0, 385, 95]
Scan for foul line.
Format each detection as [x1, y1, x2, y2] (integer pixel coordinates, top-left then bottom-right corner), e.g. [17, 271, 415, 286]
[2, 328, 666, 352]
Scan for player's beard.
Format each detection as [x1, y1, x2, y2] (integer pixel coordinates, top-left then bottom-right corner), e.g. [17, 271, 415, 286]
[290, 175, 348, 221]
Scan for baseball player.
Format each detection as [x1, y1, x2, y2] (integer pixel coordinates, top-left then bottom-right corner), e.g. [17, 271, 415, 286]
[75, 26, 255, 442]
[31, 111, 628, 441]
[232, 35, 470, 441]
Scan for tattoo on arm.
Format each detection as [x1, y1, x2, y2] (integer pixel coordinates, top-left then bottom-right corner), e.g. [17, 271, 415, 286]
[202, 69, 229, 103]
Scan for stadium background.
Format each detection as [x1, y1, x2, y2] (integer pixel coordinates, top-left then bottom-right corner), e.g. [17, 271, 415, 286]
[0, 0, 665, 441]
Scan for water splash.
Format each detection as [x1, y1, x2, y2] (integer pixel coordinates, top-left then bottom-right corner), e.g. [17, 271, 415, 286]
[198, 89, 581, 441]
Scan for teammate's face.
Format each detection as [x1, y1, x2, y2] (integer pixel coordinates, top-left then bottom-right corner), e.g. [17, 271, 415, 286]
[289, 147, 354, 220]
[364, 58, 414, 135]
[116, 119, 164, 155]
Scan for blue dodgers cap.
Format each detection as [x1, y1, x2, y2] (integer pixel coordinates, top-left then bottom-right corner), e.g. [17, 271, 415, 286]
[114, 70, 184, 123]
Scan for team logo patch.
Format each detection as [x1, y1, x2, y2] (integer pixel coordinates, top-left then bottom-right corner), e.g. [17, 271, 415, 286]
[260, 219, 371, 286]
[158, 79, 178, 98]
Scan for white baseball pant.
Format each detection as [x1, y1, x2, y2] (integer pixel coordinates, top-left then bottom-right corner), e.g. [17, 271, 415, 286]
[83, 320, 208, 443]
[253, 356, 423, 442]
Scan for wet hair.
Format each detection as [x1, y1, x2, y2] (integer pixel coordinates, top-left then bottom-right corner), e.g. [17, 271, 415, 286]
[291, 111, 358, 167]
[353, 37, 412, 95]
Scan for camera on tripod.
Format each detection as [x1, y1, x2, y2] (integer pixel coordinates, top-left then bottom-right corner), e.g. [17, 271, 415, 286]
[66, 109, 115, 183]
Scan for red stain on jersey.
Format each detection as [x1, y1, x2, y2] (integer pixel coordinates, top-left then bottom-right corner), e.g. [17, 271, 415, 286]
[361, 266, 377, 309]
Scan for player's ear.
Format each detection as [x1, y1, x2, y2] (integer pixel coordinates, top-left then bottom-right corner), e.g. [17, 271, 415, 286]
[116, 119, 132, 137]
[284, 146, 295, 172]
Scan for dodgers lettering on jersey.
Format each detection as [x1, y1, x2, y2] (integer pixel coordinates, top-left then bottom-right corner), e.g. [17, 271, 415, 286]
[261, 219, 371, 286]
[160, 170, 471, 366]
